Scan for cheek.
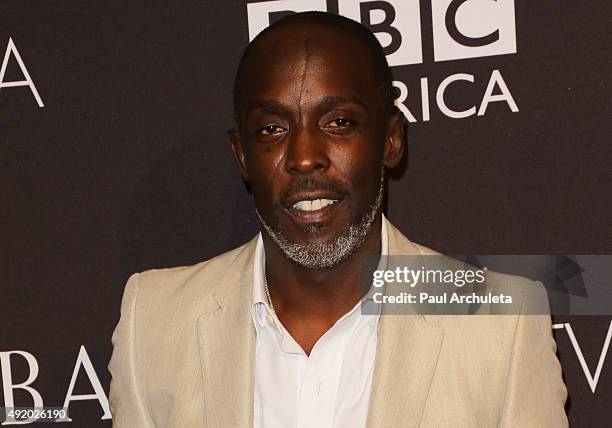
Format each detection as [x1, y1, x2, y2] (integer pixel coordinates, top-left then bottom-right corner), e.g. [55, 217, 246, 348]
[245, 145, 285, 205]
[331, 137, 383, 184]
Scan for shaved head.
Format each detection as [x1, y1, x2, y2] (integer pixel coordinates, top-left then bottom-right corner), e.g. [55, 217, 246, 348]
[233, 12, 395, 127]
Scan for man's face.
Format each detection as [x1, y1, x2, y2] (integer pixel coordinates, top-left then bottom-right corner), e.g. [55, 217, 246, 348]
[231, 23, 403, 266]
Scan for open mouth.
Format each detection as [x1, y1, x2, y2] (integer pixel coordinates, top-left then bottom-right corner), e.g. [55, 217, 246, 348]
[283, 195, 346, 227]
[291, 198, 339, 211]
[281, 186, 349, 227]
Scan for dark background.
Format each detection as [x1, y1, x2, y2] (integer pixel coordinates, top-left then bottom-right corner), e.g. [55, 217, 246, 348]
[2, 0, 611, 426]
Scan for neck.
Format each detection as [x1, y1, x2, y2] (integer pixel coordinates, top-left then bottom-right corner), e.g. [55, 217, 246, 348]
[262, 214, 382, 324]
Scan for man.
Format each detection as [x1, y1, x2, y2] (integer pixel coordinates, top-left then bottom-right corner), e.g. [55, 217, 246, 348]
[108, 12, 567, 427]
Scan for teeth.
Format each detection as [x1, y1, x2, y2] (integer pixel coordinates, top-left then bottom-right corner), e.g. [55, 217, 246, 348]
[292, 198, 338, 211]
[295, 200, 312, 211]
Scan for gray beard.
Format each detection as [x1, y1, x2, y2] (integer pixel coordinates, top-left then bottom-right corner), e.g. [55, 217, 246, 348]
[256, 174, 384, 270]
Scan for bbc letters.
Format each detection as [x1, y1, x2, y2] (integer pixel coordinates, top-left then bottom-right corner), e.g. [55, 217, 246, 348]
[247, 0, 519, 122]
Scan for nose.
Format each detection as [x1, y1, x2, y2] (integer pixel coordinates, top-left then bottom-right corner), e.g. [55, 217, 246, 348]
[284, 125, 331, 175]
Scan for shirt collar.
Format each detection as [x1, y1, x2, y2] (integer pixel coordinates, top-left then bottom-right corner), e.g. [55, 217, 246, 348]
[251, 214, 390, 332]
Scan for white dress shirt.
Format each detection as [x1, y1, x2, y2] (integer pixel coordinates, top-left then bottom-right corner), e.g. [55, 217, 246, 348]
[251, 216, 389, 428]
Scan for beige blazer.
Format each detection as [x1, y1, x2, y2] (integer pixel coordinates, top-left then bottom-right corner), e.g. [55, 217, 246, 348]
[108, 221, 568, 427]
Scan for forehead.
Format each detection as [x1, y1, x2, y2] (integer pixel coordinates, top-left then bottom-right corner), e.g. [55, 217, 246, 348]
[237, 23, 383, 115]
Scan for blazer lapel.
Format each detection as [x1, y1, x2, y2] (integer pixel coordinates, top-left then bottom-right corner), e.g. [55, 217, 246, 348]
[367, 314, 445, 428]
[196, 248, 256, 428]
[366, 220, 446, 427]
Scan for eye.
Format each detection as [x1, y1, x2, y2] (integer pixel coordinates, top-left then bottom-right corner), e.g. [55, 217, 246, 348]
[259, 124, 286, 136]
[326, 117, 352, 128]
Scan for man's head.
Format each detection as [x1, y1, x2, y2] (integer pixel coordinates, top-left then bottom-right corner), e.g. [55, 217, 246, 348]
[230, 12, 404, 269]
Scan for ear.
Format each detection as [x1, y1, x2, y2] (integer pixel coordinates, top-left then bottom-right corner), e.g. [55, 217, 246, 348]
[382, 111, 405, 169]
[228, 128, 250, 182]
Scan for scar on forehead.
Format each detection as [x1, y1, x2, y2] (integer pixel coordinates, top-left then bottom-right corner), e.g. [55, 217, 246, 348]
[297, 37, 312, 116]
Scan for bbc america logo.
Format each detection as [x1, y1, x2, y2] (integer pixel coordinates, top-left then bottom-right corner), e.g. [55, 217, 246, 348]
[247, 0, 517, 66]
[246, 0, 519, 122]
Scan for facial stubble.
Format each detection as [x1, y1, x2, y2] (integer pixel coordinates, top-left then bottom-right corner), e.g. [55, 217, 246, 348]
[256, 170, 385, 270]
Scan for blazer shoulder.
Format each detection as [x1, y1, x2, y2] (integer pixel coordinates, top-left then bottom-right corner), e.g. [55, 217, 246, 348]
[127, 235, 258, 310]
[386, 220, 550, 318]
[142, 235, 256, 280]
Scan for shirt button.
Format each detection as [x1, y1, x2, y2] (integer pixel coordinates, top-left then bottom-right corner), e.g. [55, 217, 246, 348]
[266, 314, 274, 325]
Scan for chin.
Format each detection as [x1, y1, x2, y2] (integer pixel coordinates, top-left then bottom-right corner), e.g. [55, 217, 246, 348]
[279, 211, 355, 244]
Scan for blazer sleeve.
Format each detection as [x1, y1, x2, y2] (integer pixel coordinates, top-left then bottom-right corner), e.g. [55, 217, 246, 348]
[108, 273, 155, 427]
[498, 282, 568, 427]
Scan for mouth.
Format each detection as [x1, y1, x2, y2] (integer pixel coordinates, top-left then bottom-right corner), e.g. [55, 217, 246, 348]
[282, 192, 347, 226]
[291, 198, 339, 211]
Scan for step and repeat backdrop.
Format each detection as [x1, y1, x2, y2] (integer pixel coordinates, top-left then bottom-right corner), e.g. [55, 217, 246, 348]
[2, 0, 611, 426]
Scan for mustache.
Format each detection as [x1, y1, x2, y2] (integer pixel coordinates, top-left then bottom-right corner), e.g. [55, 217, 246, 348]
[280, 177, 349, 201]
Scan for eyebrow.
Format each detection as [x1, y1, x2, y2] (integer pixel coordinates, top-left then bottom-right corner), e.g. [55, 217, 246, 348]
[246, 95, 369, 116]
[318, 95, 369, 112]
[246, 100, 288, 115]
